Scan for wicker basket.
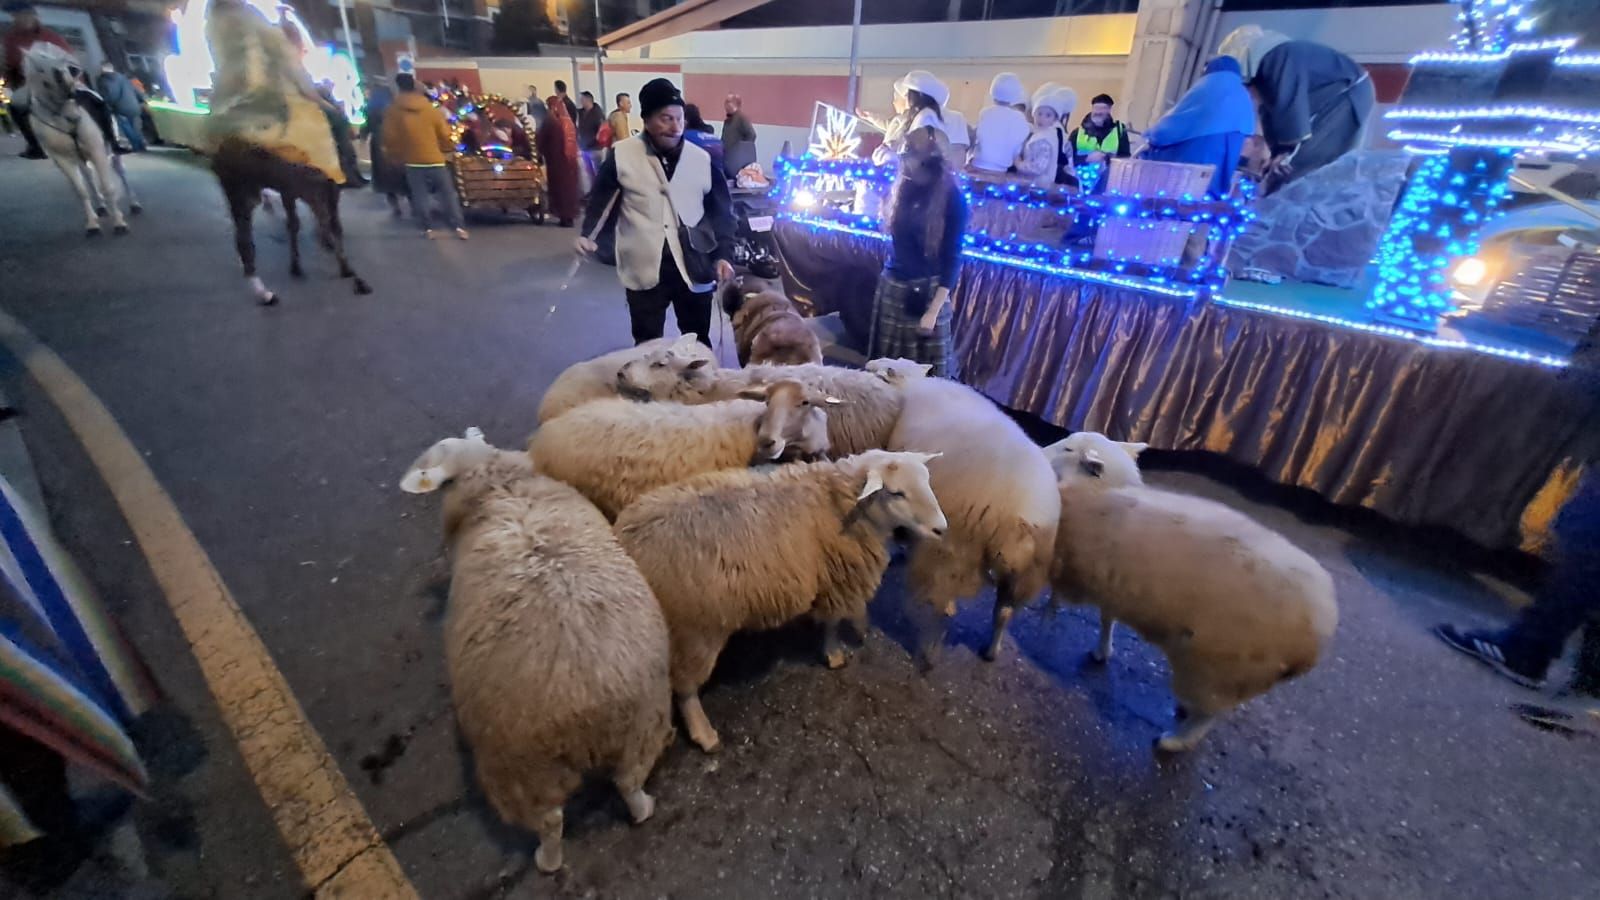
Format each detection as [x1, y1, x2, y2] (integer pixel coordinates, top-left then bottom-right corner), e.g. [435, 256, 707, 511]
[1105, 158, 1214, 198]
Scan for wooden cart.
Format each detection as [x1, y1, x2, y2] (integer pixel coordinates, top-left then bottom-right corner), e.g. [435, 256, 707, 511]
[439, 92, 547, 223]
[452, 155, 547, 223]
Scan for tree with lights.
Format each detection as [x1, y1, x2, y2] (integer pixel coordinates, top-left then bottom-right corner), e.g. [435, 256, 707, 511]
[1367, 0, 1600, 329]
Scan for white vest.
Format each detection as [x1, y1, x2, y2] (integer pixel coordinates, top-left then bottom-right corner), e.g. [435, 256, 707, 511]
[613, 136, 714, 291]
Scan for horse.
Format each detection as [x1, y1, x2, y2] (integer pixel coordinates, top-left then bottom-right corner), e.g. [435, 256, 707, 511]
[21, 43, 140, 237]
[205, 0, 370, 305]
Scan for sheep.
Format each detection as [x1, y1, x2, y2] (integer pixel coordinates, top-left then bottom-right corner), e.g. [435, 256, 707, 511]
[865, 357, 933, 387]
[538, 333, 714, 423]
[400, 428, 673, 873]
[614, 450, 948, 753]
[885, 375, 1061, 664]
[617, 355, 905, 457]
[720, 276, 823, 366]
[1043, 431, 1340, 752]
[528, 380, 834, 520]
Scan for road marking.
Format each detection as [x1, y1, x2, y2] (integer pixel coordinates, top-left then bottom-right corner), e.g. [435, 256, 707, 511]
[0, 310, 417, 898]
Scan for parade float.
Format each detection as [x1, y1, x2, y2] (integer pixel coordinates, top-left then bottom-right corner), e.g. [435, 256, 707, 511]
[771, 3, 1600, 555]
[149, 0, 362, 150]
[429, 87, 547, 223]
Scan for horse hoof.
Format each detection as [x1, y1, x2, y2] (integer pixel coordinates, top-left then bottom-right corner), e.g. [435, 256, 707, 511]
[85, 228, 102, 238]
[290, 266, 305, 279]
[258, 292, 279, 307]
[94, 206, 107, 217]
[353, 278, 373, 296]
[130, 204, 144, 216]
[113, 225, 129, 236]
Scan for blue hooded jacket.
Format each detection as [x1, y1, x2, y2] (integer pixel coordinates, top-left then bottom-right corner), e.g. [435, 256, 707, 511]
[1142, 56, 1256, 197]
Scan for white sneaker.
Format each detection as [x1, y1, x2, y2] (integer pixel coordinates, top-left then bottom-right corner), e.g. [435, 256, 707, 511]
[455, 228, 470, 241]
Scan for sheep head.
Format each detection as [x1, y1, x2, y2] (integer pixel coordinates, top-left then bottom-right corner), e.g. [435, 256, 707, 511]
[1042, 432, 1146, 488]
[399, 427, 497, 494]
[616, 335, 717, 401]
[739, 379, 836, 462]
[850, 450, 947, 540]
[866, 357, 933, 387]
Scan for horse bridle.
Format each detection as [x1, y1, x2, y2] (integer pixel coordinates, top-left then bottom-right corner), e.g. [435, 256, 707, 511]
[27, 61, 87, 149]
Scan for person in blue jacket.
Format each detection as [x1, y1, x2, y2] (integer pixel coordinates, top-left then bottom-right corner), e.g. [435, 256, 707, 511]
[1141, 55, 1256, 198]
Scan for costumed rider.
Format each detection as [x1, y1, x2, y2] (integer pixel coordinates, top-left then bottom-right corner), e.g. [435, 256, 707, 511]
[2, 1, 69, 159]
[576, 77, 736, 349]
[1218, 25, 1374, 195]
[204, 0, 346, 185]
[1140, 55, 1257, 198]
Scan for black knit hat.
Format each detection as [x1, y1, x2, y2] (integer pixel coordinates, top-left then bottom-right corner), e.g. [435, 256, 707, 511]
[639, 77, 684, 120]
[1091, 93, 1115, 106]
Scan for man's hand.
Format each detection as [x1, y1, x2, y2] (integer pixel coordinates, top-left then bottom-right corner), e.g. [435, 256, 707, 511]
[715, 259, 735, 283]
[574, 235, 597, 256]
[1267, 154, 1294, 178]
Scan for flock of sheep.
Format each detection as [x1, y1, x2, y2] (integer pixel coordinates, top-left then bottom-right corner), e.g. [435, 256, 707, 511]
[398, 282, 1340, 874]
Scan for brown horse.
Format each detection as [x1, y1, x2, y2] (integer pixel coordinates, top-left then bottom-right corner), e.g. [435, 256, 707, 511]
[212, 137, 371, 305]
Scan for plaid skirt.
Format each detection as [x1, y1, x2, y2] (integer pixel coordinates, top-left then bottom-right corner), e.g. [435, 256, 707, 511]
[868, 273, 956, 379]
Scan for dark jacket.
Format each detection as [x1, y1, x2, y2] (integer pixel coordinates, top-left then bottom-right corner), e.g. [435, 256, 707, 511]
[96, 70, 143, 118]
[576, 104, 605, 150]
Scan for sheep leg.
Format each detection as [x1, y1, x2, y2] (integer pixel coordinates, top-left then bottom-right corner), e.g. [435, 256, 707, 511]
[1156, 712, 1218, 753]
[1091, 615, 1117, 664]
[533, 807, 564, 873]
[983, 578, 1020, 662]
[822, 618, 850, 670]
[676, 693, 720, 754]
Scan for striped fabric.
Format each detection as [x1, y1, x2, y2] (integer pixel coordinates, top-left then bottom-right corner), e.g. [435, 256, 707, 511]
[867, 272, 957, 379]
[0, 473, 151, 845]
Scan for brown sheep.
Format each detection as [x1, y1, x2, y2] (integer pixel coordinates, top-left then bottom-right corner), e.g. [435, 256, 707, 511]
[614, 451, 948, 753]
[720, 276, 823, 366]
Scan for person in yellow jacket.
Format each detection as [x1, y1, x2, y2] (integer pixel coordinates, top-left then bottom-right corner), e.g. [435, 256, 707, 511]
[1066, 93, 1131, 194]
[382, 73, 468, 239]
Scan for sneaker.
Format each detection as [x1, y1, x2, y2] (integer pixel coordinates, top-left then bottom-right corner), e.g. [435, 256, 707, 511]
[422, 229, 435, 240]
[455, 228, 470, 241]
[1433, 625, 1547, 690]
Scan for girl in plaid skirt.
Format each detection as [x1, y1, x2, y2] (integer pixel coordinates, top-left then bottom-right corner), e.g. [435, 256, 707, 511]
[871, 126, 970, 378]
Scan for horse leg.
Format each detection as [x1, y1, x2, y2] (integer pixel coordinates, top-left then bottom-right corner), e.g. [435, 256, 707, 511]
[311, 181, 371, 295]
[111, 154, 141, 214]
[225, 185, 276, 305]
[82, 137, 128, 234]
[281, 192, 304, 279]
[79, 158, 107, 216]
[48, 151, 102, 235]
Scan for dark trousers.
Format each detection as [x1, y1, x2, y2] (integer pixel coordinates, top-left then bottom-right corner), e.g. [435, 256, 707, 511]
[13, 105, 44, 154]
[1501, 470, 1600, 690]
[625, 247, 713, 348]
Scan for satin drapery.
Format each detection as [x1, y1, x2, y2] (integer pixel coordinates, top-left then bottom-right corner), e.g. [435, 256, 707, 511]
[777, 220, 1599, 552]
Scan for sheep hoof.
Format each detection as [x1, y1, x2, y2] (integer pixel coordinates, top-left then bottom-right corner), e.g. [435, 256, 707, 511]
[825, 649, 848, 670]
[692, 733, 721, 754]
[130, 203, 143, 215]
[534, 844, 563, 874]
[981, 643, 1001, 662]
[1088, 648, 1109, 665]
[112, 224, 129, 236]
[353, 277, 373, 295]
[1155, 734, 1193, 754]
[85, 227, 102, 238]
[625, 790, 656, 824]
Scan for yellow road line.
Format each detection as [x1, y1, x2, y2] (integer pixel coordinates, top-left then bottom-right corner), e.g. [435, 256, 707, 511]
[0, 310, 417, 899]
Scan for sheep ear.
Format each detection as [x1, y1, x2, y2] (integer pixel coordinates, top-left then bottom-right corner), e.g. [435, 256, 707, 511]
[401, 464, 448, 494]
[464, 426, 486, 443]
[672, 333, 699, 352]
[685, 358, 711, 371]
[1079, 449, 1106, 479]
[857, 468, 885, 500]
[823, 396, 844, 406]
[1118, 441, 1148, 460]
[914, 364, 933, 377]
[737, 386, 770, 401]
[905, 451, 943, 466]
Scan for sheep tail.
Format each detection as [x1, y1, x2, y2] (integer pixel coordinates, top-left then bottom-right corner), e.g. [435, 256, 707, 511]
[720, 279, 745, 317]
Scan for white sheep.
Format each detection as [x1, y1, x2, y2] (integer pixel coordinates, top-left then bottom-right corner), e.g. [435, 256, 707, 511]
[617, 355, 906, 457]
[614, 450, 948, 753]
[885, 375, 1062, 664]
[401, 429, 673, 872]
[1043, 431, 1340, 752]
[538, 333, 714, 423]
[529, 380, 834, 520]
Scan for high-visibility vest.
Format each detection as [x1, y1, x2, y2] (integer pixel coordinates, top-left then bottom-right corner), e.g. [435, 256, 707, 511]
[1075, 124, 1123, 156]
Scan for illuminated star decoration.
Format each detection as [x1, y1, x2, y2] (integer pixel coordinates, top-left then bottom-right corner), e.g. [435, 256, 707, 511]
[808, 104, 862, 160]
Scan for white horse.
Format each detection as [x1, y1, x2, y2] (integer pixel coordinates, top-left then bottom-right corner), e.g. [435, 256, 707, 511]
[21, 43, 140, 236]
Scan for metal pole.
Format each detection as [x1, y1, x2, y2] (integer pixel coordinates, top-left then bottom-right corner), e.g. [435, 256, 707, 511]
[336, 0, 356, 67]
[594, 0, 607, 113]
[845, 0, 863, 112]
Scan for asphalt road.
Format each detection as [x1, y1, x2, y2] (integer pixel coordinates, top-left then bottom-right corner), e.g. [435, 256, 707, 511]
[1, 141, 1596, 900]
